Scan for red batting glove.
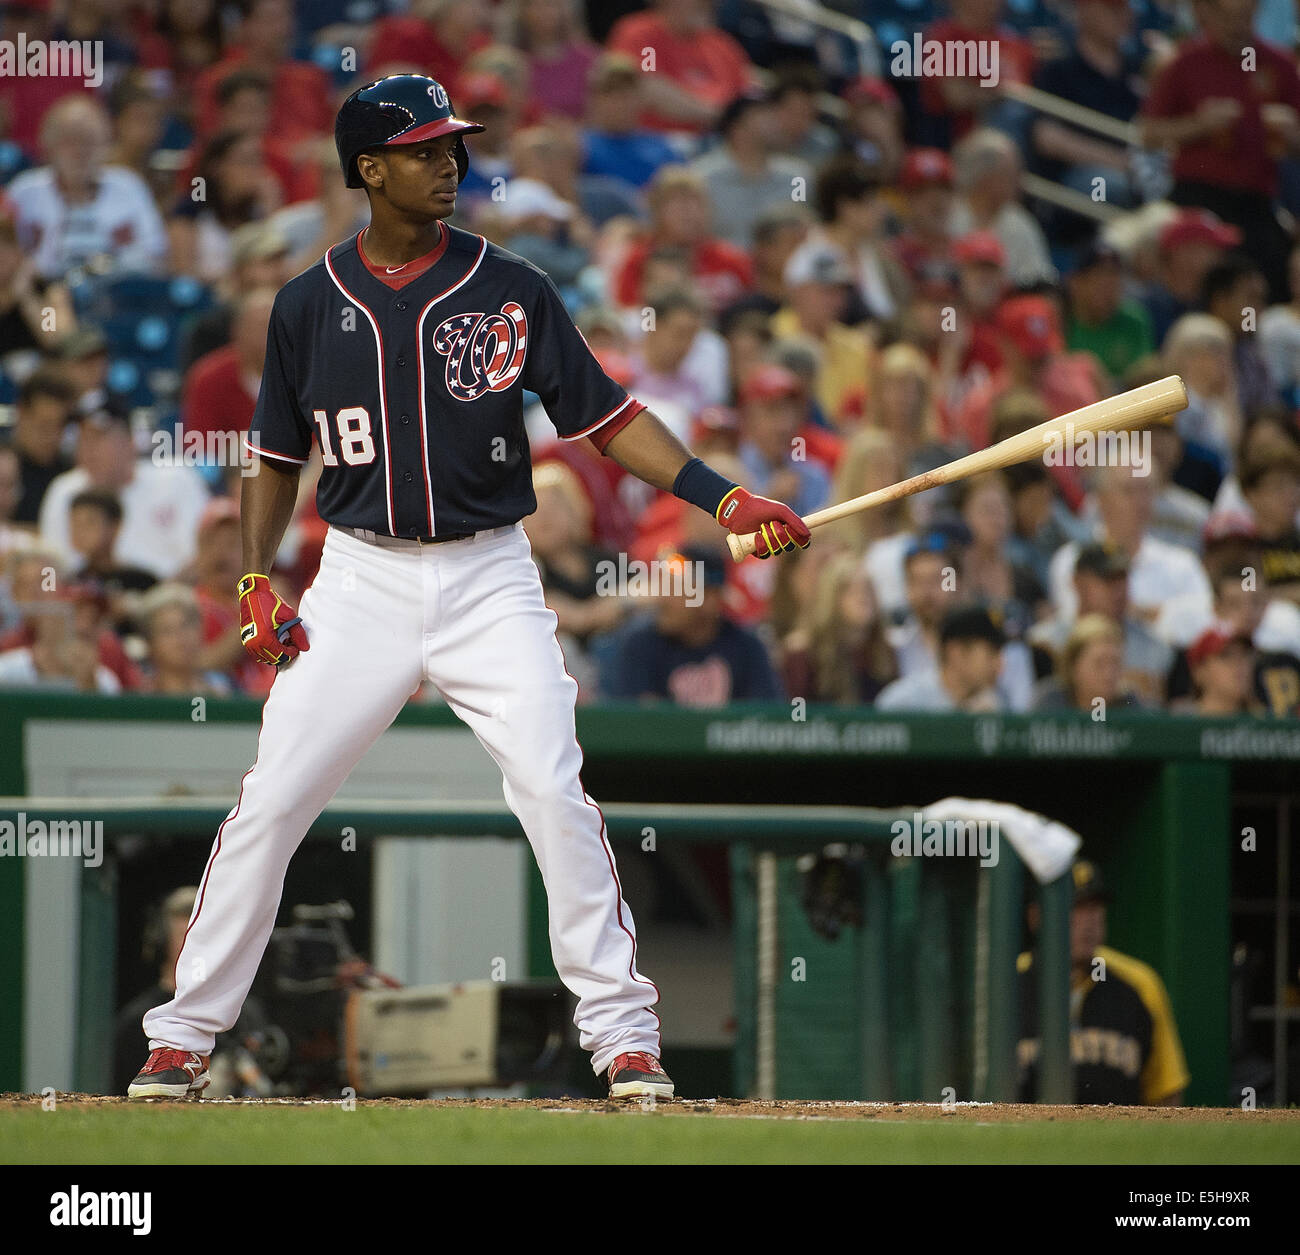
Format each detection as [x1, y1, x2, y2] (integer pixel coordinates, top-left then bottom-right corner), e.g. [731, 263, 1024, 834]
[716, 486, 812, 559]
[237, 573, 309, 666]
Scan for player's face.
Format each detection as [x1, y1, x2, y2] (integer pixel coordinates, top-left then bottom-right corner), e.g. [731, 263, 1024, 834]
[1070, 900, 1106, 964]
[364, 136, 462, 220]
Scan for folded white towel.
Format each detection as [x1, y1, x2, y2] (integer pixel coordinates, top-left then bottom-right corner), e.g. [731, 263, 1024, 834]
[921, 797, 1081, 884]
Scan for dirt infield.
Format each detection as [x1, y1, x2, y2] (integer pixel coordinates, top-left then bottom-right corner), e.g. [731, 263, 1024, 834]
[3, 1093, 1296, 1123]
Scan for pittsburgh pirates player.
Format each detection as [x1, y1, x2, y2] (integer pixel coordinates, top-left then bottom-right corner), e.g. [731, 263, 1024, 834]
[129, 75, 810, 1102]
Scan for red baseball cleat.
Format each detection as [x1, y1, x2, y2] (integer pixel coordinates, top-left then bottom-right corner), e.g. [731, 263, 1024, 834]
[607, 1051, 674, 1100]
[127, 1049, 211, 1099]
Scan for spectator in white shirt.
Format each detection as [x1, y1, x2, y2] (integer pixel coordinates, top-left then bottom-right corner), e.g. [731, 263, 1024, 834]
[7, 95, 167, 280]
[1049, 464, 1213, 640]
[38, 412, 209, 580]
[950, 128, 1056, 288]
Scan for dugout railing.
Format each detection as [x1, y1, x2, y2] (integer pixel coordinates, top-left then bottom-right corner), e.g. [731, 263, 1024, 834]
[0, 792, 1072, 1104]
[2, 693, 1294, 1104]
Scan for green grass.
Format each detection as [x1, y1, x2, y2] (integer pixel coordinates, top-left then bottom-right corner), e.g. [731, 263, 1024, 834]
[3, 1105, 1298, 1165]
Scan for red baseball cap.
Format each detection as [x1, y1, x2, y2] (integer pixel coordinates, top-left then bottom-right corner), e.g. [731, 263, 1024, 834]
[996, 294, 1064, 360]
[455, 72, 510, 110]
[740, 363, 801, 404]
[953, 231, 1006, 268]
[1159, 209, 1242, 254]
[593, 347, 635, 388]
[1187, 623, 1253, 667]
[845, 76, 900, 111]
[901, 148, 954, 190]
[691, 405, 740, 442]
[1202, 509, 1259, 545]
[198, 496, 240, 536]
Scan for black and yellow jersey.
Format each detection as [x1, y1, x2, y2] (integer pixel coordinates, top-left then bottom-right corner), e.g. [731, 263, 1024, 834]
[1017, 944, 1190, 1105]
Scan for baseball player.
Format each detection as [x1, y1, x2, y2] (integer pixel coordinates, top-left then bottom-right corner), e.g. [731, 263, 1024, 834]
[128, 75, 810, 1102]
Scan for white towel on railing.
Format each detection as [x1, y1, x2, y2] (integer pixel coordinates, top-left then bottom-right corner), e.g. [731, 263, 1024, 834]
[921, 797, 1081, 884]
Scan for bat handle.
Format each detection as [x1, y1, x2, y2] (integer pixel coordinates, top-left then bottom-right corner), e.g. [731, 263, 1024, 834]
[727, 531, 759, 562]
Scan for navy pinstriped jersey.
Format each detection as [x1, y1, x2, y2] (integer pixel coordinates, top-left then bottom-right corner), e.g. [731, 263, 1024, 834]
[246, 225, 644, 537]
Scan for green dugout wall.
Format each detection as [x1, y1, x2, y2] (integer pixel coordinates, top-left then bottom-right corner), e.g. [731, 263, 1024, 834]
[3, 692, 1296, 1103]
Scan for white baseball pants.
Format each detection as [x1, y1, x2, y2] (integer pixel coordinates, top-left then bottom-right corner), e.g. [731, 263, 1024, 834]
[144, 523, 661, 1076]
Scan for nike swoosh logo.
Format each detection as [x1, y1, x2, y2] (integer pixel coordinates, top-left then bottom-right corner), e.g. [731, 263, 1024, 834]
[386, 265, 407, 274]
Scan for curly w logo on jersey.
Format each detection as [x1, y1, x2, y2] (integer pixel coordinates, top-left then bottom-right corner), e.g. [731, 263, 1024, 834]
[433, 303, 529, 400]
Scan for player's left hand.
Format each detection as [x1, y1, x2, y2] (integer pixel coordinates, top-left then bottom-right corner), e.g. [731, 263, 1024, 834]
[237, 573, 309, 666]
[716, 486, 811, 559]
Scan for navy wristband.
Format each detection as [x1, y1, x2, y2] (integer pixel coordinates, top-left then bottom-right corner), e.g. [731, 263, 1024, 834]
[672, 457, 737, 519]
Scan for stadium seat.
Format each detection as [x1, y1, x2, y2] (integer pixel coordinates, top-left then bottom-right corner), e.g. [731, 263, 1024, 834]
[76, 275, 215, 412]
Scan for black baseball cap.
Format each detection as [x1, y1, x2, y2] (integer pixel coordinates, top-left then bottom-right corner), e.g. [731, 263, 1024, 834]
[1071, 859, 1111, 904]
[1068, 238, 1122, 275]
[1075, 541, 1130, 579]
[939, 604, 1005, 648]
[677, 545, 728, 589]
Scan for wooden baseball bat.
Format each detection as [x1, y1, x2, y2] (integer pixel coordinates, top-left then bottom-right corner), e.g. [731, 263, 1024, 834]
[726, 375, 1188, 562]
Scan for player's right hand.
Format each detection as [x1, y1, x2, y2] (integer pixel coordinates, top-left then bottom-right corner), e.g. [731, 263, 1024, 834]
[237, 573, 309, 666]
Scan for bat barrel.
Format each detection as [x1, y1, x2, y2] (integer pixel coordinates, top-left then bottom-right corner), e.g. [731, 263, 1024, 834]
[725, 375, 1188, 562]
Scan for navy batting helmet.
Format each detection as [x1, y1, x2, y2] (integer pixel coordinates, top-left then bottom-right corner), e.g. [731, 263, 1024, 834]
[334, 74, 485, 189]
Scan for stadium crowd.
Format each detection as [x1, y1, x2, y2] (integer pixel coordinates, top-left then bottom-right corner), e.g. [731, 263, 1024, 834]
[2, 0, 1300, 715]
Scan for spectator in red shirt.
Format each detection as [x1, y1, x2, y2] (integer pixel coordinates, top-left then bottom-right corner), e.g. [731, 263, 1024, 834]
[0, 579, 142, 692]
[916, 0, 1036, 143]
[612, 167, 753, 313]
[892, 148, 958, 289]
[1143, 208, 1243, 345]
[935, 231, 1009, 424]
[193, 0, 333, 150]
[607, 0, 756, 135]
[0, 1, 91, 158]
[181, 287, 276, 440]
[366, 0, 493, 82]
[953, 294, 1105, 468]
[1141, 0, 1300, 301]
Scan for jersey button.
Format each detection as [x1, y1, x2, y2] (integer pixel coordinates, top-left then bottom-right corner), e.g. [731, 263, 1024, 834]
[396, 356, 406, 366]
[403, 471, 413, 482]
[395, 301, 407, 311]
[400, 414, 411, 425]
